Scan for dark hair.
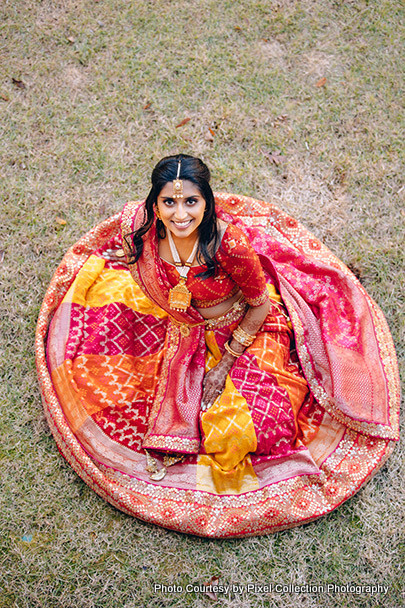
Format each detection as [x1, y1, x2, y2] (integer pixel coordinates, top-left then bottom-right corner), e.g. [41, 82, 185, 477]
[126, 154, 219, 278]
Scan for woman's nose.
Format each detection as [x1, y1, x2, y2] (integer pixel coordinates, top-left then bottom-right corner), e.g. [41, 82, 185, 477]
[174, 202, 187, 219]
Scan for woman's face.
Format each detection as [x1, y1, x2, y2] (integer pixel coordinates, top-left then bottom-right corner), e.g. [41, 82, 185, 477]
[156, 180, 206, 240]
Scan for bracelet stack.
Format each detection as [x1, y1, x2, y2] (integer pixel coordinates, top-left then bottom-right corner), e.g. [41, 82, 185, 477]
[224, 325, 257, 359]
[224, 341, 243, 358]
[232, 325, 256, 347]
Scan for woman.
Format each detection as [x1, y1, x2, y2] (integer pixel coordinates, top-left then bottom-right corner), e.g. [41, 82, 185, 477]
[39, 153, 399, 535]
[115, 154, 309, 487]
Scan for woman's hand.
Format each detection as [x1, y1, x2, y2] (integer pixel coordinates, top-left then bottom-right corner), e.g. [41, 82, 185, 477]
[201, 354, 235, 412]
[102, 248, 127, 265]
[200, 299, 271, 412]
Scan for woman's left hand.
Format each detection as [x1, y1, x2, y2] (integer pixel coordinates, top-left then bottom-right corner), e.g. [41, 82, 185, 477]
[201, 358, 234, 412]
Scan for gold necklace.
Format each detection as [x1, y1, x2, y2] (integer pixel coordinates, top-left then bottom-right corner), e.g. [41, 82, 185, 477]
[167, 230, 199, 312]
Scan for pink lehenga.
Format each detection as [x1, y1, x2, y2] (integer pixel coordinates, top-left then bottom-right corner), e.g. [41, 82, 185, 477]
[36, 193, 400, 537]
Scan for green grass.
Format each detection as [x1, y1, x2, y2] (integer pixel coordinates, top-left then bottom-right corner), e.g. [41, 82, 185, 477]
[0, 1, 404, 607]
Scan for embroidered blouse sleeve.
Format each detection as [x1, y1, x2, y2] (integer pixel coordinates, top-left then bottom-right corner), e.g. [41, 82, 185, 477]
[216, 224, 269, 306]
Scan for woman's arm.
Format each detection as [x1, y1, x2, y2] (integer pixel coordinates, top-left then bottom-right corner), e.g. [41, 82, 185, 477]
[201, 298, 271, 410]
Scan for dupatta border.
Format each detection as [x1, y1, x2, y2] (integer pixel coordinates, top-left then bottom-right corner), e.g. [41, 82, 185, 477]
[285, 297, 399, 440]
[142, 321, 202, 453]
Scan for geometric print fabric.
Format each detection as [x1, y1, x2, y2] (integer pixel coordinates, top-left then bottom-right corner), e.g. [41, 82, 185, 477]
[37, 199, 400, 536]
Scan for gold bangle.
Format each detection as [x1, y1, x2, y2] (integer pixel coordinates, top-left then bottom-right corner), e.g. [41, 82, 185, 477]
[232, 325, 255, 347]
[224, 340, 243, 358]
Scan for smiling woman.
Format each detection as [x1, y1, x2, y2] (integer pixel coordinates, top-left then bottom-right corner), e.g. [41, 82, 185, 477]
[157, 180, 206, 238]
[36, 154, 400, 537]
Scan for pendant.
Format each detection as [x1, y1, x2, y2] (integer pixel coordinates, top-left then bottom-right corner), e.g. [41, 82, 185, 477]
[179, 324, 190, 337]
[172, 178, 183, 199]
[168, 277, 192, 312]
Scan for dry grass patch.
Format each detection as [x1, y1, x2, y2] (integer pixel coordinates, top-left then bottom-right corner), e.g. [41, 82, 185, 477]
[1, 0, 403, 607]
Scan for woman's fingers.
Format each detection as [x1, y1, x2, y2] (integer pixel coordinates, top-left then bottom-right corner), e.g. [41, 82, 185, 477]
[201, 366, 228, 411]
[201, 384, 224, 411]
[102, 248, 127, 263]
[203, 384, 217, 402]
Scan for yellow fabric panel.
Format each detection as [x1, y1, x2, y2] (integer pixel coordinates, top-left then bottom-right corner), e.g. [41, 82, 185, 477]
[200, 328, 259, 493]
[201, 376, 257, 470]
[65, 254, 168, 318]
[63, 255, 105, 307]
[196, 454, 259, 495]
[87, 268, 168, 317]
[266, 282, 283, 302]
[204, 330, 222, 365]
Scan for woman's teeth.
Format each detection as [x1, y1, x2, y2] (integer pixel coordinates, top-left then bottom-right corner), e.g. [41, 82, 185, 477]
[174, 220, 192, 226]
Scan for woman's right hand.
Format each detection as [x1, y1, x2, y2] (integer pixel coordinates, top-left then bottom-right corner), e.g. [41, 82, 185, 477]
[102, 248, 127, 265]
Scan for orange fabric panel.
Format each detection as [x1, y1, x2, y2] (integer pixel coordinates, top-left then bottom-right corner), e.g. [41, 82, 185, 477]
[51, 360, 90, 433]
[71, 352, 163, 415]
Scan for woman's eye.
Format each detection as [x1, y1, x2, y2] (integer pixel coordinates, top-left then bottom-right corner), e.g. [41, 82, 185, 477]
[163, 200, 174, 206]
[186, 199, 197, 206]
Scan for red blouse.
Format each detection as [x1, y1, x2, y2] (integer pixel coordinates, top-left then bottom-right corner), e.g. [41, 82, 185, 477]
[161, 224, 269, 308]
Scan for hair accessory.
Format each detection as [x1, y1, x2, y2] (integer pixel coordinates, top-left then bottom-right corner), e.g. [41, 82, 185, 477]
[224, 340, 243, 358]
[232, 325, 255, 347]
[172, 159, 183, 199]
[167, 229, 199, 311]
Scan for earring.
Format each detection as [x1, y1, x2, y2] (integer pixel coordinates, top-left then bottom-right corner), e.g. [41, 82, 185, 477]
[155, 207, 161, 220]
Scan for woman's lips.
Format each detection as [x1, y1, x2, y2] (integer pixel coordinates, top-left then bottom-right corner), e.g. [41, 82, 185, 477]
[172, 219, 193, 229]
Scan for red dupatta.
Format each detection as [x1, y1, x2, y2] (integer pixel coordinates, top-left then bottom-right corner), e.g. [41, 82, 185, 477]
[121, 197, 399, 455]
[121, 202, 207, 453]
[214, 195, 399, 441]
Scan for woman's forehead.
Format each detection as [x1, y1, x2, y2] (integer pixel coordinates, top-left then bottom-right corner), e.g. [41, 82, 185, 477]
[158, 180, 202, 198]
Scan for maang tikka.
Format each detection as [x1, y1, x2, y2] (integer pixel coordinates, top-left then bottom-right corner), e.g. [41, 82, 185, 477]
[172, 159, 183, 199]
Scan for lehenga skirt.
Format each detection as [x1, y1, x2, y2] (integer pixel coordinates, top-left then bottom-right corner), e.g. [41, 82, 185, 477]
[36, 194, 400, 537]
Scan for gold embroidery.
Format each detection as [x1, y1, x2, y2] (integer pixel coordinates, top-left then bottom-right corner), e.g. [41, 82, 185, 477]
[192, 284, 239, 308]
[246, 288, 269, 307]
[143, 435, 200, 452]
[37, 192, 400, 538]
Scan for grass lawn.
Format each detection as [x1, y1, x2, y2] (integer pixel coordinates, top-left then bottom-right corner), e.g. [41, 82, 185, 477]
[0, 1, 403, 607]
